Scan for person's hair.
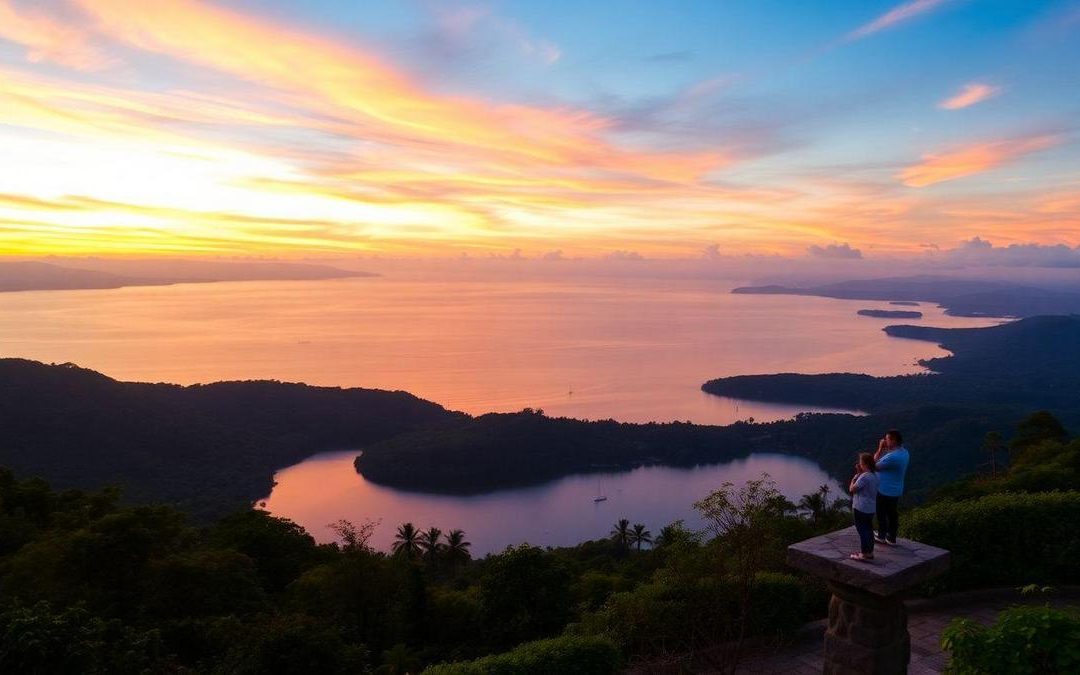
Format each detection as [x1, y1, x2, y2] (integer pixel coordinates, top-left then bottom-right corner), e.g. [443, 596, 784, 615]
[858, 452, 876, 472]
[886, 429, 903, 445]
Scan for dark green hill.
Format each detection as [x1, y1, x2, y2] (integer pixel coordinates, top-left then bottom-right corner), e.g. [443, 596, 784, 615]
[354, 406, 1011, 501]
[0, 359, 463, 519]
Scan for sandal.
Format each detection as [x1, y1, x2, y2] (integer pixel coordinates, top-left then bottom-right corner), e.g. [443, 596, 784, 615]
[849, 552, 874, 562]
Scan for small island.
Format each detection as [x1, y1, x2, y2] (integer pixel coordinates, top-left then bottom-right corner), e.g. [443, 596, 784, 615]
[857, 309, 922, 319]
[889, 301, 920, 306]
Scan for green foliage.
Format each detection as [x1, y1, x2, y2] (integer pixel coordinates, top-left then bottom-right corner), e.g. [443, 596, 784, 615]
[935, 412, 1078, 500]
[143, 549, 268, 620]
[1011, 411, 1069, 451]
[577, 575, 738, 655]
[478, 544, 573, 649]
[941, 604, 1080, 674]
[208, 510, 322, 592]
[426, 588, 482, 659]
[422, 635, 621, 675]
[0, 601, 166, 674]
[576, 569, 810, 656]
[746, 572, 811, 638]
[221, 614, 371, 675]
[902, 491, 1080, 590]
[284, 555, 407, 651]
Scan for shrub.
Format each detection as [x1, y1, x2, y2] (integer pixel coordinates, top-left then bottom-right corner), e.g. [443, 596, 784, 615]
[0, 601, 166, 673]
[576, 575, 736, 655]
[477, 544, 573, 650]
[941, 604, 1080, 674]
[422, 635, 620, 675]
[575, 571, 809, 656]
[902, 491, 1080, 590]
[747, 572, 813, 638]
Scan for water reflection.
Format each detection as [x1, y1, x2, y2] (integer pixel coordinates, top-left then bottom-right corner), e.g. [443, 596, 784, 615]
[261, 450, 840, 555]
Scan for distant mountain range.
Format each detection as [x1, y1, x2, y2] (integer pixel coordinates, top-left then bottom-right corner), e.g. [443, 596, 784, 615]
[0, 259, 374, 293]
[733, 275, 1080, 317]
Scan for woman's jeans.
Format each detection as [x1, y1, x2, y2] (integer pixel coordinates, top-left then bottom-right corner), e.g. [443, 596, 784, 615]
[876, 494, 900, 543]
[853, 508, 875, 555]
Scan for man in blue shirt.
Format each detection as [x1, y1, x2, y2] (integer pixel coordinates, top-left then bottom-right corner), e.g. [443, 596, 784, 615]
[874, 429, 910, 545]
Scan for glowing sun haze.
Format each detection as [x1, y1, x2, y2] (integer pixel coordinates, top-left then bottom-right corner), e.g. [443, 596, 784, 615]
[0, 0, 1077, 258]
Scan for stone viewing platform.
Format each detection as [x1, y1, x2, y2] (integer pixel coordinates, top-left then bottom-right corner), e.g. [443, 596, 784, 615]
[787, 527, 950, 674]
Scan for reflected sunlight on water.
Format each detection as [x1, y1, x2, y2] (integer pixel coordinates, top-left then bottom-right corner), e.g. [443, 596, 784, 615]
[0, 276, 1001, 425]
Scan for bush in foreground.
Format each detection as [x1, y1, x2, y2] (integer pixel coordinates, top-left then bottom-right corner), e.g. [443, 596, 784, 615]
[941, 604, 1080, 674]
[421, 635, 621, 675]
[902, 491, 1080, 590]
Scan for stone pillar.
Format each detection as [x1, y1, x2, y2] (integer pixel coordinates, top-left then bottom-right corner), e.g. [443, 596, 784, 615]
[824, 581, 909, 674]
[787, 527, 949, 675]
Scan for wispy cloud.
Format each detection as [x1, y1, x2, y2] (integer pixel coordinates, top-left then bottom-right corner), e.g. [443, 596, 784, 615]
[847, 0, 950, 41]
[647, 50, 696, 64]
[938, 82, 1001, 110]
[72, 0, 709, 181]
[422, 2, 561, 66]
[898, 134, 1062, 187]
[0, 0, 1076, 259]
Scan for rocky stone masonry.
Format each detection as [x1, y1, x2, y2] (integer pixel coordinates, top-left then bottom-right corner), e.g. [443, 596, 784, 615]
[788, 527, 950, 675]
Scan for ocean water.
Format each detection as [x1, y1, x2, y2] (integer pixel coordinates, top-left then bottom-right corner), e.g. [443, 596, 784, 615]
[0, 275, 999, 425]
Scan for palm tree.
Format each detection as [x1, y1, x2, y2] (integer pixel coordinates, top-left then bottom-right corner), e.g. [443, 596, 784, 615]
[443, 529, 471, 566]
[765, 494, 798, 517]
[610, 518, 631, 550]
[630, 523, 652, 551]
[376, 643, 420, 675]
[420, 526, 443, 564]
[798, 486, 828, 523]
[392, 522, 421, 559]
[654, 520, 687, 548]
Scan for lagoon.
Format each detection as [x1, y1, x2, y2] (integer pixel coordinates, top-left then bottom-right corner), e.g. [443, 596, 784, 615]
[261, 450, 839, 555]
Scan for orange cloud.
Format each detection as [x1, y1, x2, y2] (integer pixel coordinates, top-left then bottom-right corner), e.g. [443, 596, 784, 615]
[938, 82, 1001, 110]
[898, 135, 1061, 187]
[1, 2, 1075, 259]
[73, 0, 720, 183]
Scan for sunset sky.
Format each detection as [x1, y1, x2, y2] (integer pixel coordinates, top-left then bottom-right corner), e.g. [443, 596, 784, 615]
[1, 0, 1078, 258]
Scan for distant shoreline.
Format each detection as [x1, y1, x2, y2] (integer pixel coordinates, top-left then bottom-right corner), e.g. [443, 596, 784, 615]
[731, 275, 1080, 318]
[0, 260, 376, 294]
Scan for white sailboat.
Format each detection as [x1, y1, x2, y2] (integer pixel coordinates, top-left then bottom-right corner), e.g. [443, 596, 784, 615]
[593, 475, 607, 502]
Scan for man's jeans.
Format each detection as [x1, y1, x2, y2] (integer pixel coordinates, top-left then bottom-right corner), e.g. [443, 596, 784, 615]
[876, 494, 900, 543]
